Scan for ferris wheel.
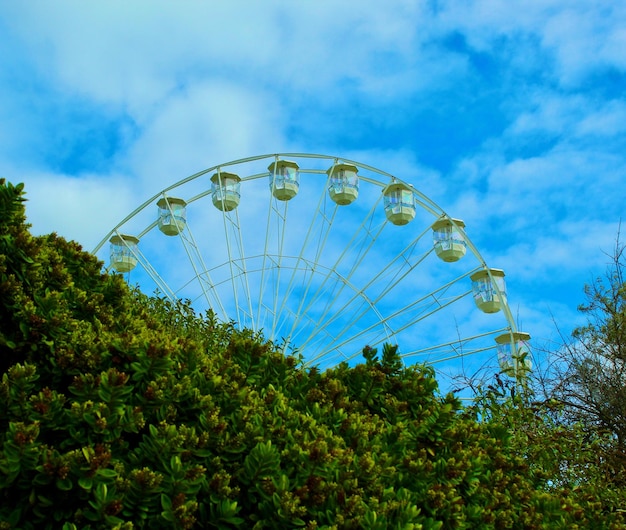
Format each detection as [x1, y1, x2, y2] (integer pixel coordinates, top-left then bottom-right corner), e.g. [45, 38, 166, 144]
[92, 153, 531, 387]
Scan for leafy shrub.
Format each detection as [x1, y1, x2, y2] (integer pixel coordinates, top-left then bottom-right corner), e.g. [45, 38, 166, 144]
[1, 179, 624, 528]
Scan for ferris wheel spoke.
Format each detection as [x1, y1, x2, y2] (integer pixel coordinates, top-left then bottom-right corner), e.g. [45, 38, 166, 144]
[270, 202, 290, 340]
[287, 303, 356, 364]
[294, 197, 386, 346]
[300, 280, 393, 361]
[222, 210, 242, 327]
[257, 165, 291, 335]
[296, 209, 412, 350]
[279, 174, 340, 346]
[369, 229, 433, 303]
[382, 290, 471, 338]
[255, 187, 273, 331]
[176, 217, 229, 319]
[383, 271, 474, 325]
[310, 230, 434, 340]
[121, 235, 177, 302]
[310, 274, 473, 364]
[402, 328, 509, 363]
[222, 207, 256, 328]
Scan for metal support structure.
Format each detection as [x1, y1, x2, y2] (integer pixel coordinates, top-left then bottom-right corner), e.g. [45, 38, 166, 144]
[93, 153, 530, 385]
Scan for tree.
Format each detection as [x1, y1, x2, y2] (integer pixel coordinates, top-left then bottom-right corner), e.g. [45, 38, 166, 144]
[536, 234, 626, 485]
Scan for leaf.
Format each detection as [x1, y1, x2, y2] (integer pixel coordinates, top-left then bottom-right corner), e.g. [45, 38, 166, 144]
[161, 494, 172, 511]
[242, 441, 281, 484]
[56, 477, 73, 491]
[78, 477, 93, 490]
[161, 494, 176, 522]
[97, 468, 117, 480]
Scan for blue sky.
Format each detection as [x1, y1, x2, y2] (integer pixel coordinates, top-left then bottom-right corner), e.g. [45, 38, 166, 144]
[1, 1, 625, 387]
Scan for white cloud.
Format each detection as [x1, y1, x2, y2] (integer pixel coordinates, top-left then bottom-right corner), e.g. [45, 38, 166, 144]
[124, 81, 289, 194]
[540, 4, 626, 85]
[428, 0, 626, 92]
[496, 219, 621, 282]
[2, 1, 439, 104]
[575, 100, 626, 138]
[18, 170, 137, 251]
[507, 91, 587, 137]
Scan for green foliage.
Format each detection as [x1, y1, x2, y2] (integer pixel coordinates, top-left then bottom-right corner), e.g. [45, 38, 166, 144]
[471, 377, 626, 527]
[1, 178, 624, 528]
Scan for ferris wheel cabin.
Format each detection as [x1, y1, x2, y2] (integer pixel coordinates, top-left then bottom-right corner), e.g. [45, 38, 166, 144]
[268, 160, 300, 201]
[383, 182, 416, 225]
[157, 197, 187, 236]
[470, 268, 507, 314]
[495, 332, 532, 374]
[327, 163, 359, 205]
[431, 217, 467, 262]
[109, 234, 139, 273]
[211, 172, 242, 211]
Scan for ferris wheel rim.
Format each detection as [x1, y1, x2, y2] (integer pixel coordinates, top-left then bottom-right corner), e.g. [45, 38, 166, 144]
[93, 152, 527, 381]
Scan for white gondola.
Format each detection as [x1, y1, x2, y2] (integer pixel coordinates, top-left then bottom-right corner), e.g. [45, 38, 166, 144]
[268, 160, 299, 201]
[470, 268, 506, 313]
[382, 182, 416, 225]
[432, 217, 467, 262]
[109, 234, 139, 273]
[157, 197, 187, 236]
[211, 172, 241, 211]
[495, 332, 532, 374]
[327, 163, 359, 205]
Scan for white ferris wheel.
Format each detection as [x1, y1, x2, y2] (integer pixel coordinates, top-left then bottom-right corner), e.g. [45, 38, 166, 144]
[92, 153, 531, 388]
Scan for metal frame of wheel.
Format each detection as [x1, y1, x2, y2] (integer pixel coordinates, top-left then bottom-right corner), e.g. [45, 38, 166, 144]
[92, 153, 529, 388]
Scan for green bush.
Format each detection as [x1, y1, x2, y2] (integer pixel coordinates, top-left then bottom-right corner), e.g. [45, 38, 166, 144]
[1, 179, 624, 528]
